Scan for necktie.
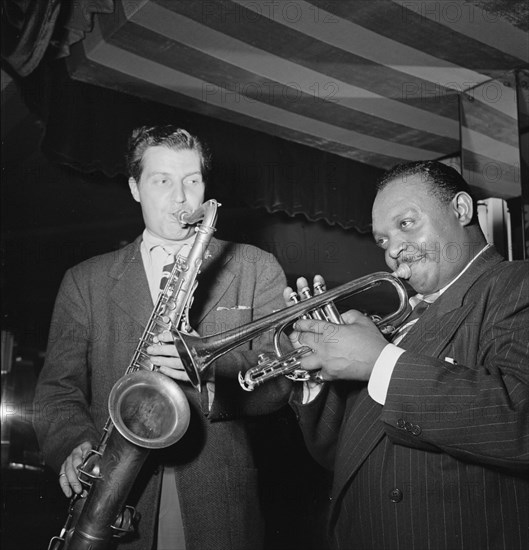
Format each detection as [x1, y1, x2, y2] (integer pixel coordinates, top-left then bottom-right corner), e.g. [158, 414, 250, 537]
[159, 252, 176, 291]
[391, 297, 432, 345]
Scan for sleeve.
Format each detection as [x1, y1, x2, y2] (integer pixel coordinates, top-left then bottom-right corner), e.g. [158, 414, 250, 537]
[380, 263, 529, 473]
[289, 381, 352, 470]
[32, 269, 100, 472]
[209, 250, 293, 418]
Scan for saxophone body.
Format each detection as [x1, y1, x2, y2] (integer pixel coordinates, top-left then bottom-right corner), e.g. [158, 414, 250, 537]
[49, 200, 220, 550]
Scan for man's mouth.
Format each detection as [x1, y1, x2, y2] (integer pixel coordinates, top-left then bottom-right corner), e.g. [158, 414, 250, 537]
[170, 210, 190, 225]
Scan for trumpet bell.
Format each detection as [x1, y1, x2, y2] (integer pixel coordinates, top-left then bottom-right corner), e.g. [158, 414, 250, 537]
[174, 334, 204, 391]
[109, 371, 190, 449]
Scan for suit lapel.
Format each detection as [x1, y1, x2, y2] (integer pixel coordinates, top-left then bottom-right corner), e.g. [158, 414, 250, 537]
[109, 237, 153, 326]
[107, 237, 237, 330]
[190, 238, 236, 326]
[400, 246, 504, 354]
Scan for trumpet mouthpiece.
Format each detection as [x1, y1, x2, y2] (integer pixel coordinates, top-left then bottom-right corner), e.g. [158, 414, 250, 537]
[393, 264, 412, 280]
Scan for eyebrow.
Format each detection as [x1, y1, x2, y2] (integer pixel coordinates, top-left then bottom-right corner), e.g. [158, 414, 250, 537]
[145, 170, 203, 179]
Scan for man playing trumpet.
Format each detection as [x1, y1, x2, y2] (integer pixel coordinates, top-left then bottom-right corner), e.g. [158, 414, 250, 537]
[287, 161, 529, 550]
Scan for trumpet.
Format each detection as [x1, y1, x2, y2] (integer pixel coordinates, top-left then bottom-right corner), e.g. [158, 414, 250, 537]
[173, 266, 411, 392]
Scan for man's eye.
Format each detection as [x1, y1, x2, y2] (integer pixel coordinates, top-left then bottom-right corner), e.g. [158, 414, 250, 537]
[400, 219, 413, 229]
[185, 178, 202, 186]
[375, 238, 387, 248]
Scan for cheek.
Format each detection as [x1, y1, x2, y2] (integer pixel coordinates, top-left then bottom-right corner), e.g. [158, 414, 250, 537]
[191, 185, 205, 201]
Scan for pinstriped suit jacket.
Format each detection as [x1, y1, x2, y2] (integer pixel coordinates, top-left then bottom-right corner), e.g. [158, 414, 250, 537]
[34, 236, 291, 550]
[292, 247, 529, 550]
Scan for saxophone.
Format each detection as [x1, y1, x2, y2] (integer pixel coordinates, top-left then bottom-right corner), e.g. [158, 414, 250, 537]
[48, 199, 220, 550]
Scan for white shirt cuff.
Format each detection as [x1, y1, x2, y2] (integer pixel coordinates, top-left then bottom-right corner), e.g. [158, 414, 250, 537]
[206, 381, 215, 411]
[301, 380, 324, 404]
[368, 344, 405, 405]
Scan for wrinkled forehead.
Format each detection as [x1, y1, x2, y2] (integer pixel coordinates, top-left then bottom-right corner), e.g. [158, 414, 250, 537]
[372, 176, 435, 228]
[140, 145, 202, 172]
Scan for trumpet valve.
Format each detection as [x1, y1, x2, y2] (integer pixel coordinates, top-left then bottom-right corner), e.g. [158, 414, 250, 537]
[300, 286, 312, 300]
[313, 281, 325, 294]
[287, 291, 300, 304]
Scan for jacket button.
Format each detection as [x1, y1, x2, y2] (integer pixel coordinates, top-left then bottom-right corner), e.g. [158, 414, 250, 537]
[410, 424, 422, 436]
[396, 418, 406, 429]
[389, 488, 403, 503]
[404, 421, 413, 432]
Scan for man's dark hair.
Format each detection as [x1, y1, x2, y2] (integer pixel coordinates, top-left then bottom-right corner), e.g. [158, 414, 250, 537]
[376, 161, 478, 222]
[126, 125, 211, 182]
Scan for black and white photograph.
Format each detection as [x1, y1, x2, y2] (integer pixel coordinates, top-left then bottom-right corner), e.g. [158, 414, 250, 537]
[1, 2, 528, 549]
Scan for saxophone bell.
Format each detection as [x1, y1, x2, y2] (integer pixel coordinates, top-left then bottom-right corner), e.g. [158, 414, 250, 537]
[109, 370, 190, 449]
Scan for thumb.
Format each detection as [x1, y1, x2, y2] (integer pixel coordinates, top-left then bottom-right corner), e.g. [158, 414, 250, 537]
[340, 309, 366, 325]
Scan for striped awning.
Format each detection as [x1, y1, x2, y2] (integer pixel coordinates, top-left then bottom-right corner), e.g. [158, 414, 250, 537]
[64, 0, 528, 200]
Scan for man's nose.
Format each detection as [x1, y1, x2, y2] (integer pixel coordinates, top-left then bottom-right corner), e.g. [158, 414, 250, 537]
[171, 182, 186, 203]
[387, 238, 401, 261]
[388, 240, 417, 262]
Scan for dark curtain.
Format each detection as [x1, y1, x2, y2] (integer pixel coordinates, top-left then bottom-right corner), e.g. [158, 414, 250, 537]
[1, 0, 114, 76]
[13, 59, 382, 232]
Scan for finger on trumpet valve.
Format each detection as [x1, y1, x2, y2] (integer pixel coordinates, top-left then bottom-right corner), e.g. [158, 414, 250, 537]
[296, 277, 310, 297]
[288, 291, 300, 304]
[313, 274, 327, 294]
[298, 281, 327, 320]
[300, 286, 312, 300]
[312, 274, 342, 323]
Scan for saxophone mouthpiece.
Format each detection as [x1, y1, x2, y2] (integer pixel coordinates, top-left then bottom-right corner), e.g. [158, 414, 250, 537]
[174, 210, 192, 226]
[393, 263, 412, 280]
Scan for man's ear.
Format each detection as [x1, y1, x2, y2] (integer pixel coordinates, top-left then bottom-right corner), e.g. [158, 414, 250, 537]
[129, 177, 140, 203]
[451, 192, 473, 226]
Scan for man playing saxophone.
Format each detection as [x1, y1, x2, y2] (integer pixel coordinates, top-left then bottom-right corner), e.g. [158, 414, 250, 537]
[33, 125, 291, 550]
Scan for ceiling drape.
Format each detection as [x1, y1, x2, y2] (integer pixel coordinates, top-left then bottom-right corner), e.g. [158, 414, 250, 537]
[15, 61, 382, 233]
[2, 0, 527, 233]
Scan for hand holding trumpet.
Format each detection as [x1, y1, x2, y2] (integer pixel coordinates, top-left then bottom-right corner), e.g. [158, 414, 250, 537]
[284, 275, 391, 382]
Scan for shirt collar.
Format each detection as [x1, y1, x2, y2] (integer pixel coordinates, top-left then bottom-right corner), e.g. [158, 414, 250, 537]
[142, 228, 195, 255]
[415, 243, 491, 304]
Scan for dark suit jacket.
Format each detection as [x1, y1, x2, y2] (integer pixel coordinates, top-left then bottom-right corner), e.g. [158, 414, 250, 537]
[34, 236, 291, 550]
[291, 247, 529, 550]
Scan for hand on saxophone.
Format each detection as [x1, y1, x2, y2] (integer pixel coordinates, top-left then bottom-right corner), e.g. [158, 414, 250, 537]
[58, 440, 93, 497]
[146, 325, 195, 383]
